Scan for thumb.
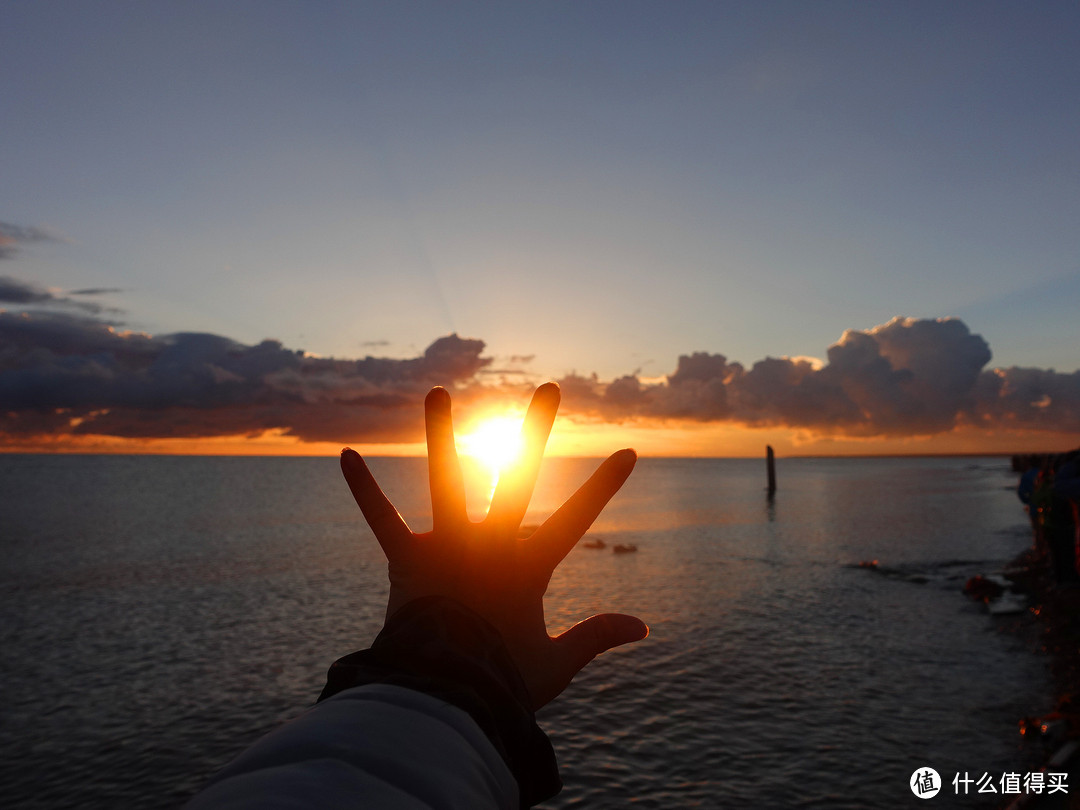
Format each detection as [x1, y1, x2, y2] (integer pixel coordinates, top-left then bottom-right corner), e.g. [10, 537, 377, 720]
[555, 613, 649, 674]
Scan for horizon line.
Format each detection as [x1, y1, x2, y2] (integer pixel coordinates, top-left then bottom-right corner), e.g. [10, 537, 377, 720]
[0, 449, 1051, 461]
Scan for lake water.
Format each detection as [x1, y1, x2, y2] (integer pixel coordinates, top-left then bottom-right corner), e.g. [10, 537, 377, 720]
[0, 454, 1050, 808]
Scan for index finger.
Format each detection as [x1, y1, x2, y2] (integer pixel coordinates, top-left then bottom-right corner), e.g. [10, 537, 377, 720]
[341, 448, 412, 557]
[530, 448, 636, 569]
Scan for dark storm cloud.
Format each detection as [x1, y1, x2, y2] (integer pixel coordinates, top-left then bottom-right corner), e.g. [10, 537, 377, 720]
[1, 310, 1077, 445]
[0, 222, 58, 260]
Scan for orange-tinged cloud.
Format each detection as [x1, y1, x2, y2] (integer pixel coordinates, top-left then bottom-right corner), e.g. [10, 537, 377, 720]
[1, 288, 1079, 456]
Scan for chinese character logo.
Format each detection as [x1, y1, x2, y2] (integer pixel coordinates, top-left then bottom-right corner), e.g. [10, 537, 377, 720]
[911, 767, 942, 798]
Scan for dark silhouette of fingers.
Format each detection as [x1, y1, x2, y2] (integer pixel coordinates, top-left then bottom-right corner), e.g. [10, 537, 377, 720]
[488, 382, 560, 532]
[532, 448, 636, 568]
[425, 387, 467, 534]
[340, 448, 411, 557]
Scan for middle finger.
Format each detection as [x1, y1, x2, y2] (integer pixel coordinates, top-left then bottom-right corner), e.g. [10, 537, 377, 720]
[425, 387, 467, 533]
[486, 382, 560, 533]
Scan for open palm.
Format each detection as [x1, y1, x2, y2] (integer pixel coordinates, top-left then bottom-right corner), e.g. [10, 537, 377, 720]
[340, 383, 647, 709]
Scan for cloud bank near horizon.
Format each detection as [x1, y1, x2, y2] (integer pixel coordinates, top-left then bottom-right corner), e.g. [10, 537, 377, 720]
[559, 317, 1080, 437]
[1, 275, 1078, 445]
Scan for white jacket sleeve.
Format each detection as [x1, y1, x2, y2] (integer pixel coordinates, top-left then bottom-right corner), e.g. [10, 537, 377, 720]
[186, 683, 518, 810]
[186, 597, 561, 809]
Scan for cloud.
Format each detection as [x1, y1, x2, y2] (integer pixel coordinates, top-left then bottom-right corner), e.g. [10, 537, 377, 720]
[0, 274, 122, 316]
[0, 276, 54, 304]
[0, 311, 490, 443]
[479, 353, 536, 376]
[0, 222, 58, 260]
[557, 317, 1079, 437]
[1, 306, 1078, 447]
[974, 366, 1080, 434]
[69, 287, 125, 296]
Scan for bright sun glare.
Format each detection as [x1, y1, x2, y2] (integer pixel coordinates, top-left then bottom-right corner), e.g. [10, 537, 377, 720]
[458, 415, 524, 474]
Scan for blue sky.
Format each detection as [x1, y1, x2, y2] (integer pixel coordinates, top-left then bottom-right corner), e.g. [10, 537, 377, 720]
[5, 2, 1079, 375]
[2, 2, 1079, 454]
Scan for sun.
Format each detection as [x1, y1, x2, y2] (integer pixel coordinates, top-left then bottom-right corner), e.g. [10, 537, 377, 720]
[457, 415, 525, 474]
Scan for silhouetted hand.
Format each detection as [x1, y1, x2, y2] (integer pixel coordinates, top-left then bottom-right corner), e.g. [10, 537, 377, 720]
[340, 383, 648, 709]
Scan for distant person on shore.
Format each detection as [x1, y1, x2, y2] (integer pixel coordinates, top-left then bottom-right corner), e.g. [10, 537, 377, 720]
[1031, 451, 1080, 586]
[1018, 454, 1042, 535]
[1052, 450, 1080, 584]
[186, 384, 648, 808]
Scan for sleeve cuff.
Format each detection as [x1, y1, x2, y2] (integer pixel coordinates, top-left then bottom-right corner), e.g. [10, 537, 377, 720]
[318, 596, 561, 807]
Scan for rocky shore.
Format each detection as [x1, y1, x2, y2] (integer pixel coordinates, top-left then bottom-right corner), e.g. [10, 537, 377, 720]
[998, 548, 1080, 809]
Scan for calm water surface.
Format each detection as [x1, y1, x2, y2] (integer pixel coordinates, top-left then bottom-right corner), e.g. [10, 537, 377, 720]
[0, 455, 1048, 808]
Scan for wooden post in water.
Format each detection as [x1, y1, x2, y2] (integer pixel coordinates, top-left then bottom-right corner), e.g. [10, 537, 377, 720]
[766, 445, 777, 498]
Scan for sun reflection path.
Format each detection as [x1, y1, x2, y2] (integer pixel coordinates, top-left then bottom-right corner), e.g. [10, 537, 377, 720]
[457, 415, 526, 516]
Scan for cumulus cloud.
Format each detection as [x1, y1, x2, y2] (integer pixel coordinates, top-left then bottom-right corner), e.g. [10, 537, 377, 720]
[1, 304, 1078, 447]
[557, 317, 1080, 437]
[974, 366, 1080, 434]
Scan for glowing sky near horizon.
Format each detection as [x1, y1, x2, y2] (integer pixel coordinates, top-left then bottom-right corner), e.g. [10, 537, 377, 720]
[2, 2, 1080, 455]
